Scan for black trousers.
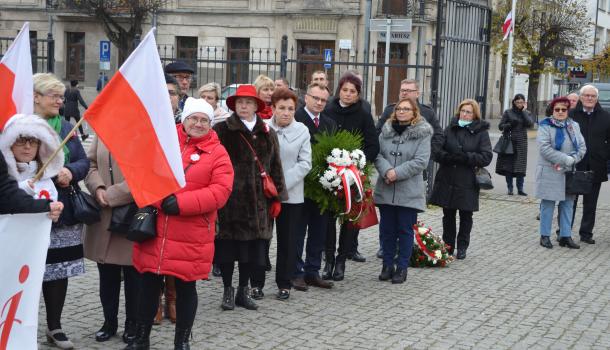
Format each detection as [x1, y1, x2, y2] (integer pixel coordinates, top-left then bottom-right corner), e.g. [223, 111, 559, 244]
[324, 218, 357, 259]
[42, 278, 68, 330]
[274, 203, 302, 289]
[136, 273, 197, 329]
[97, 263, 139, 326]
[250, 240, 270, 289]
[573, 182, 602, 240]
[442, 208, 473, 252]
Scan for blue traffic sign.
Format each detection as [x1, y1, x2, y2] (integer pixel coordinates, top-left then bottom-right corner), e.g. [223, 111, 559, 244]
[324, 49, 332, 69]
[100, 41, 111, 62]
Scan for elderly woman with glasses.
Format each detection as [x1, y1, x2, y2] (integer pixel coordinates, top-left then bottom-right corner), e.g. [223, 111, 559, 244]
[32, 73, 90, 349]
[429, 99, 492, 260]
[535, 96, 586, 249]
[199, 82, 231, 126]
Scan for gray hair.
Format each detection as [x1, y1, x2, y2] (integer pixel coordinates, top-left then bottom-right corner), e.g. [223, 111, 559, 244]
[33, 73, 65, 95]
[198, 82, 221, 100]
[400, 79, 420, 90]
[580, 84, 599, 96]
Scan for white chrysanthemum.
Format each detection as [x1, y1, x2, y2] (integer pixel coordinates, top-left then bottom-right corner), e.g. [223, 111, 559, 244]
[331, 178, 342, 187]
[331, 148, 342, 158]
[324, 169, 336, 181]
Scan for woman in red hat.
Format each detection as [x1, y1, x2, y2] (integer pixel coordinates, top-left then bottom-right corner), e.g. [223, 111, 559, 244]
[213, 85, 287, 311]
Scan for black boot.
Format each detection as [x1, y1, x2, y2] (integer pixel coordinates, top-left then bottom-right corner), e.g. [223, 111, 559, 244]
[122, 319, 136, 344]
[540, 236, 553, 249]
[212, 264, 221, 277]
[95, 320, 117, 342]
[235, 286, 258, 310]
[221, 286, 235, 310]
[322, 254, 335, 280]
[378, 265, 394, 281]
[391, 267, 408, 284]
[174, 326, 192, 350]
[123, 323, 151, 350]
[558, 237, 580, 249]
[332, 256, 346, 281]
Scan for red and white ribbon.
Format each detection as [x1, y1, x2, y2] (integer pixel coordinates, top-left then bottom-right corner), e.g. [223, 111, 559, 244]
[329, 163, 364, 216]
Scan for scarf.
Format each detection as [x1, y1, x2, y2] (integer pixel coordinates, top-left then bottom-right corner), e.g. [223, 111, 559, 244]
[458, 120, 472, 127]
[540, 117, 578, 151]
[392, 122, 408, 135]
[46, 115, 70, 164]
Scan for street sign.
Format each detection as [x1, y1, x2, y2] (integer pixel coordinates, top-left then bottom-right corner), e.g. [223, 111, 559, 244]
[378, 31, 412, 43]
[555, 58, 568, 73]
[99, 40, 111, 71]
[324, 49, 332, 69]
[369, 18, 412, 32]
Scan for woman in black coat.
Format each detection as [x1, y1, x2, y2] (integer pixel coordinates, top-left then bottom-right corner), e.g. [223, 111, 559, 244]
[429, 99, 492, 260]
[322, 73, 379, 281]
[63, 80, 89, 141]
[495, 94, 533, 195]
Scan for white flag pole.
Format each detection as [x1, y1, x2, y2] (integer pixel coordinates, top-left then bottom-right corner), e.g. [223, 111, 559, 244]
[502, 0, 517, 112]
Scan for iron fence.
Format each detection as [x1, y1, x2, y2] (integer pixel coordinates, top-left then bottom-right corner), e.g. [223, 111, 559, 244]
[0, 35, 55, 73]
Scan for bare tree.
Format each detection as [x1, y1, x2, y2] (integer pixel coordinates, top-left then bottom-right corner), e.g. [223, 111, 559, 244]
[491, 0, 590, 116]
[65, 0, 166, 64]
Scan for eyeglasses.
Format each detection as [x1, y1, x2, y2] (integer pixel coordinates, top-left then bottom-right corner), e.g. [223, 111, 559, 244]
[14, 137, 40, 146]
[581, 94, 597, 99]
[41, 93, 65, 102]
[172, 74, 192, 81]
[554, 108, 568, 112]
[186, 117, 210, 125]
[460, 109, 474, 115]
[399, 89, 418, 94]
[306, 94, 328, 104]
[395, 107, 413, 112]
[168, 90, 179, 96]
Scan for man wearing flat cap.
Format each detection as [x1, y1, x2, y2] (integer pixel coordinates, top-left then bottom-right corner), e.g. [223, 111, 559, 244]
[165, 61, 195, 110]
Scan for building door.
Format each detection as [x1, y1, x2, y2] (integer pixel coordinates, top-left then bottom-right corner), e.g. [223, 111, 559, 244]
[296, 40, 335, 93]
[176, 36, 198, 87]
[66, 32, 85, 81]
[226, 38, 250, 85]
[375, 42, 408, 112]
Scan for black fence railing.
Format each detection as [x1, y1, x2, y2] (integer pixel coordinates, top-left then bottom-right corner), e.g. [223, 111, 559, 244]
[0, 35, 55, 73]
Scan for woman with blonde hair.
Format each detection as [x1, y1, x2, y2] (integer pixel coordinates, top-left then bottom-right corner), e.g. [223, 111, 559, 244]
[374, 98, 432, 283]
[254, 74, 275, 120]
[198, 82, 230, 125]
[429, 99, 492, 260]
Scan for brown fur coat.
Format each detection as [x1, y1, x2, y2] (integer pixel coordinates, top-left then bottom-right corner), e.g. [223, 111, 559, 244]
[213, 114, 286, 240]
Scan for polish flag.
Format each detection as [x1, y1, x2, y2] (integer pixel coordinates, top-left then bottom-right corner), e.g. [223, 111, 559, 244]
[502, 11, 513, 41]
[0, 22, 33, 130]
[85, 29, 185, 207]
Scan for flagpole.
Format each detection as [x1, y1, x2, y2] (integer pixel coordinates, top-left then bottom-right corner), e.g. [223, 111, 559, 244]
[503, 0, 517, 112]
[32, 117, 88, 183]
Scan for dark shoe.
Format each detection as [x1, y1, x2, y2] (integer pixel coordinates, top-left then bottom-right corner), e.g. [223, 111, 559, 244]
[559, 237, 580, 249]
[456, 249, 467, 260]
[46, 329, 74, 349]
[580, 237, 596, 244]
[322, 255, 335, 280]
[276, 289, 290, 300]
[376, 249, 383, 259]
[221, 286, 235, 310]
[391, 267, 408, 284]
[173, 326, 191, 350]
[540, 236, 553, 249]
[250, 287, 264, 300]
[122, 319, 136, 344]
[212, 264, 221, 277]
[507, 188, 514, 195]
[304, 275, 334, 289]
[378, 265, 394, 281]
[291, 277, 309, 291]
[95, 321, 117, 342]
[235, 286, 258, 310]
[81, 134, 89, 141]
[332, 258, 345, 281]
[350, 250, 366, 262]
[517, 190, 528, 196]
[123, 323, 151, 350]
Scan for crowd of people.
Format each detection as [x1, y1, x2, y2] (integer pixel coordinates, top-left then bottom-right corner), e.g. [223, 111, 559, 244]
[1, 61, 609, 350]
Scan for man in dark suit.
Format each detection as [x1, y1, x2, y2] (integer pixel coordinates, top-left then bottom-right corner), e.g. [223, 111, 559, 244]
[292, 82, 336, 291]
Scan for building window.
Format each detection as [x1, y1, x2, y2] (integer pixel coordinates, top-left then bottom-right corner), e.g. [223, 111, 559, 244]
[29, 31, 38, 73]
[227, 38, 250, 84]
[66, 32, 85, 80]
[382, 0, 409, 15]
[295, 40, 335, 92]
[176, 36, 198, 86]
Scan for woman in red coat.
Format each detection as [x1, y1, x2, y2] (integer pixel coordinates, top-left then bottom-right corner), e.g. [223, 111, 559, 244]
[128, 98, 234, 350]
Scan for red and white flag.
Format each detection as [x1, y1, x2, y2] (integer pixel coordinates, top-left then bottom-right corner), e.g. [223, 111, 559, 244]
[0, 22, 33, 130]
[85, 29, 185, 207]
[502, 11, 513, 40]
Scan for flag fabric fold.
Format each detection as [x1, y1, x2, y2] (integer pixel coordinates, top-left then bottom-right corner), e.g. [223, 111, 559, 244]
[0, 22, 33, 130]
[85, 29, 185, 207]
[502, 11, 513, 41]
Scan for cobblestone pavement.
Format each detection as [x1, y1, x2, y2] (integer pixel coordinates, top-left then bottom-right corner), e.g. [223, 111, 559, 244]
[37, 192, 610, 350]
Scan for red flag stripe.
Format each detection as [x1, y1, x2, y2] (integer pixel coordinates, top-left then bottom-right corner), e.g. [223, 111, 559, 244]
[0, 64, 17, 128]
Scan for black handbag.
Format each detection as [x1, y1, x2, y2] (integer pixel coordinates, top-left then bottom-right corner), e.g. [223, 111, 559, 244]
[565, 167, 594, 195]
[493, 131, 514, 155]
[475, 167, 494, 190]
[70, 186, 101, 224]
[126, 206, 158, 242]
[107, 154, 138, 234]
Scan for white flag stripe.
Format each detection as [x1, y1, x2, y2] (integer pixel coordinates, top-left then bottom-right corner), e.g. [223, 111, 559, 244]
[0, 22, 33, 116]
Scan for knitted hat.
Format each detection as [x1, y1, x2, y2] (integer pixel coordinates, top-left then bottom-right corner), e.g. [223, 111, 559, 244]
[181, 97, 215, 124]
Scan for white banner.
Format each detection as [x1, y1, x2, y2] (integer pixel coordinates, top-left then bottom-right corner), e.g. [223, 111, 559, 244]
[0, 213, 51, 350]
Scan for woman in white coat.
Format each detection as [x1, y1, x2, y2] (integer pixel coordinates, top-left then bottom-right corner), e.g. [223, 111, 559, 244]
[265, 88, 312, 300]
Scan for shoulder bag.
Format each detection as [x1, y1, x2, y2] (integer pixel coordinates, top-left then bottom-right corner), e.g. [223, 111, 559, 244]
[474, 167, 494, 190]
[564, 131, 594, 195]
[70, 185, 101, 224]
[107, 154, 138, 234]
[238, 133, 279, 199]
[493, 130, 514, 155]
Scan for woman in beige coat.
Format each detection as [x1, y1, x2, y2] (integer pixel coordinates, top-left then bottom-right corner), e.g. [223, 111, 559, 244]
[84, 137, 139, 345]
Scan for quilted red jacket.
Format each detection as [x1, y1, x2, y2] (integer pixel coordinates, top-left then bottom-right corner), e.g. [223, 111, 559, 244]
[133, 126, 234, 281]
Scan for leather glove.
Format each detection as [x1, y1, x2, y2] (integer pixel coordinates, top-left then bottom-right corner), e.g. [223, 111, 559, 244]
[269, 200, 282, 218]
[161, 195, 180, 215]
